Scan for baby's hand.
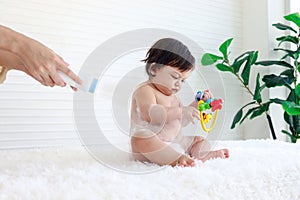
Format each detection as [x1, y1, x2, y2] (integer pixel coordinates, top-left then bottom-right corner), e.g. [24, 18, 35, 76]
[181, 106, 200, 125]
[202, 90, 212, 102]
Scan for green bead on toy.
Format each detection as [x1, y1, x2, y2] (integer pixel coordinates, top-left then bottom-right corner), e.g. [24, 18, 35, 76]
[198, 100, 211, 111]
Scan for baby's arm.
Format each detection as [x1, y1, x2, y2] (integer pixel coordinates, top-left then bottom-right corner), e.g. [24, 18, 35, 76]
[134, 86, 181, 125]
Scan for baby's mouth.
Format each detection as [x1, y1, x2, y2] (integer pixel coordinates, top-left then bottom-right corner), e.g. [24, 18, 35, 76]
[172, 88, 178, 93]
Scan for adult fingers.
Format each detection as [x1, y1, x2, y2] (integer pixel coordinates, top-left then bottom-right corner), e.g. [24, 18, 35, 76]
[29, 70, 50, 86]
[40, 73, 55, 87]
[57, 65, 82, 85]
[49, 68, 67, 87]
[70, 85, 78, 91]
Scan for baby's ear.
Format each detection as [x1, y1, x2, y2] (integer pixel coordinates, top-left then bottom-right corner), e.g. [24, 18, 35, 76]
[149, 63, 157, 77]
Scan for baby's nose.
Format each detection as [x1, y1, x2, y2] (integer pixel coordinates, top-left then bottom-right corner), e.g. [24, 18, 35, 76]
[175, 80, 182, 87]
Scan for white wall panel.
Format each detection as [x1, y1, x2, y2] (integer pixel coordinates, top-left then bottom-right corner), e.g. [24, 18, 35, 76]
[0, 0, 245, 148]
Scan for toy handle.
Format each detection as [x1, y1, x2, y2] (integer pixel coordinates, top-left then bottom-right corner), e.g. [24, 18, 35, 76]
[195, 90, 224, 133]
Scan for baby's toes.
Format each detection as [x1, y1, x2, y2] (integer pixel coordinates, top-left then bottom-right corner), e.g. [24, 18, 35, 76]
[185, 157, 196, 167]
[187, 159, 196, 167]
[177, 155, 195, 167]
[220, 149, 229, 158]
[179, 160, 187, 167]
[223, 149, 230, 158]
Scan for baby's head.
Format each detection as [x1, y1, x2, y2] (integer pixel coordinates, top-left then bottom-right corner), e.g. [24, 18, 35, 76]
[142, 38, 195, 95]
[143, 38, 195, 76]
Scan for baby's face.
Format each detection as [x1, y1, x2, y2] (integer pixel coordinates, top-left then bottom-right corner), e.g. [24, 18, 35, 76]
[151, 65, 191, 95]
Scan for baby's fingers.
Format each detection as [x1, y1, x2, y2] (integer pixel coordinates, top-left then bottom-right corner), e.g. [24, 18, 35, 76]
[190, 117, 195, 124]
[193, 110, 200, 120]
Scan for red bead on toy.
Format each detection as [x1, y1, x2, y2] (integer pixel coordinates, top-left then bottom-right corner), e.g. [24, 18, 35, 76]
[210, 99, 223, 112]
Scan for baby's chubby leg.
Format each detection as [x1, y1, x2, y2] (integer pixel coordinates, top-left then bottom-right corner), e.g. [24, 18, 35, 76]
[131, 131, 195, 167]
[188, 137, 229, 162]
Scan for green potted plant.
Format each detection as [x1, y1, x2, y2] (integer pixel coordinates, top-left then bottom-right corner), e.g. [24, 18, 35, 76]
[258, 12, 300, 142]
[201, 12, 300, 142]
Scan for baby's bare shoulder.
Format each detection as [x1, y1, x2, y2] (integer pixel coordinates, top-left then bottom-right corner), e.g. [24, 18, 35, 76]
[133, 83, 157, 105]
[134, 83, 154, 95]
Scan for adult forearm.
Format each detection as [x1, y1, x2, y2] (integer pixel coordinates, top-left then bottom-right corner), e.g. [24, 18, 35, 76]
[0, 49, 24, 70]
[0, 25, 22, 54]
[0, 25, 42, 60]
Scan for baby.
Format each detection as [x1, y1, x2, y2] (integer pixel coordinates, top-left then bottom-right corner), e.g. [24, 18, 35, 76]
[130, 38, 229, 167]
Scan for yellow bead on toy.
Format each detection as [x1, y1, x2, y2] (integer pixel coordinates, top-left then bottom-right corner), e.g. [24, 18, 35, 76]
[198, 100, 204, 106]
[203, 113, 212, 124]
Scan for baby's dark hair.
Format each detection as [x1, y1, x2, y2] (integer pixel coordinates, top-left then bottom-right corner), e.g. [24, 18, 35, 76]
[142, 38, 195, 76]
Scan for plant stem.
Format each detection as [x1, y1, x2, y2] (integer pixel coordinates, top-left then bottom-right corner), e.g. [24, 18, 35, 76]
[234, 73, 277, 139]
[266, 113, 277, 140]
[294, 34, 299, 94]
[295, 29, 300, 139]
[234, 74, 255, 96]
[223, 59, 277, 139]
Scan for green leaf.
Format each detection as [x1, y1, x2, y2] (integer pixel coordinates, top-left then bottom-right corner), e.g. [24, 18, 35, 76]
[283, 112, 300, 137]
[281, 130, 298, 143]
[262, 74, 280, 87]
[231, 101, 256, 129]
[284, 12, 300, 28]
[287, 89, 296, 102]
[219, 38, 233, 60]
[274, 48, 299, 60]
[201, 53, 223, 66]
[294, 116, 300, 134]
[282, 101, 300, 115]
[284, 112, 294, 129]
[233, 51, 253, 62]
[281, 54, 290, 60]
[253, 73, 262, 103]
[276, 36, 299, 46]
[269, 98, 284, 105]
[231, 109, 243, 129]
[280, 69, 294, 79]
[216, 63, 233, 72]
[260, 84, 266, 90]
[272, 23, 297, 33]
[232, 55, 248, 74]
[250, 103, 270, 119]
[295, 84, 300, 98]
[255, 60, 293, 68]
[262, 73, 294, 88]
[240, 106, 259, 124]
[241, 51, 258, 85]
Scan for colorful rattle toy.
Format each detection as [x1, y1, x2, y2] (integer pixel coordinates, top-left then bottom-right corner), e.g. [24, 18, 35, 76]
[195, 90, 223, 133]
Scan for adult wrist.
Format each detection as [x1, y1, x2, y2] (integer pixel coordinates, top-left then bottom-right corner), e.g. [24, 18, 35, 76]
[0, 25, 27, 56]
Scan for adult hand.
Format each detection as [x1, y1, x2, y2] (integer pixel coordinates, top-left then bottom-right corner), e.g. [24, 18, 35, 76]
[0, 25, 81, 88]
[15, 35, 81, 87]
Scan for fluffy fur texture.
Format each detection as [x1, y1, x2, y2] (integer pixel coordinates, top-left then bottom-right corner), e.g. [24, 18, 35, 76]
[0, 140, 299, 200]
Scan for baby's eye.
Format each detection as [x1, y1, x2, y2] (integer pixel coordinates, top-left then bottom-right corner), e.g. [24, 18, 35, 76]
[181, 79, 186, 83]
[171, 75, 179, 79]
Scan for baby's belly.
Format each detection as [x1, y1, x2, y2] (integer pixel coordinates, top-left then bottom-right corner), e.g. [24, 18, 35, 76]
[157, 120, 181, 142]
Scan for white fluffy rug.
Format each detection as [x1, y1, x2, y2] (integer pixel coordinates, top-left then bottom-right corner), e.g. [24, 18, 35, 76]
[0, 140, 299, 200]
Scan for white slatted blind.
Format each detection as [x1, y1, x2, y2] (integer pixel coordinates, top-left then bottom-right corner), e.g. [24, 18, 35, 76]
[0, 0, 245, 149]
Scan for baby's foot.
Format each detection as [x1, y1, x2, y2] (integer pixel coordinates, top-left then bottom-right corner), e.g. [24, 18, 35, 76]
[172, 154, 196, 167]
[199, 148, 229, 162]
